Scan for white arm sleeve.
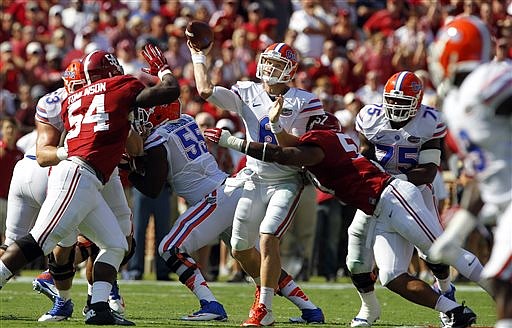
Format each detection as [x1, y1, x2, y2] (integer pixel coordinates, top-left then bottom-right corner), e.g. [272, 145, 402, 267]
[207, 86, 244, 115]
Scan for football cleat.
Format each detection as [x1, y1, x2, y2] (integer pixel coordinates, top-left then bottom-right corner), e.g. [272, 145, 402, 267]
[109, 280, 126, 318]
[350, 301, 381, 327]
[33, 270, 58, 302]
[442, 303, 477, 328]
[85, 302, 135, 326]
[289, 307, 325, 324]
[38, 297, 74, 322]
[249, 287, 261, 318]
[432, 282, 457, 327]
[242, 303, 275, 327]
[181, 299, 227, 321]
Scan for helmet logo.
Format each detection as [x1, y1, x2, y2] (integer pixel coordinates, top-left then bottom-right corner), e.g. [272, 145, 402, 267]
[105, 53, 123, 74]
[410, 81, 422, 93]
[285, 49, 297, 61]
[63, 71, 76, 79]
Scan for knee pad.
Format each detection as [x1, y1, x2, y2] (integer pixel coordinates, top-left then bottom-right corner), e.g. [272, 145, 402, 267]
[48, 247, 76, 281]
[230, 236, 252, 252]
[15, 234, 44, 263]
[162, 246, 198, 284]
[350, 271, 377, 293]
[95, 247, 125, 270]
[121, 236, 136, 266]
[425, 261, 449, 277]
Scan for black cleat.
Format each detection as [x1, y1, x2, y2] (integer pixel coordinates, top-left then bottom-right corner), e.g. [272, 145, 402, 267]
[443, 304, 477, 328]
[85, 302, 135, 326]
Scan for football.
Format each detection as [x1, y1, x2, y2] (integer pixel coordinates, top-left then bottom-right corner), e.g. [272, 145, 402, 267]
[185, 20, 214, 50]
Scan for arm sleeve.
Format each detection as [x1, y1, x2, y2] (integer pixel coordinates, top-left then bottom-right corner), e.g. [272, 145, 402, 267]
[207, 85, 244, 115]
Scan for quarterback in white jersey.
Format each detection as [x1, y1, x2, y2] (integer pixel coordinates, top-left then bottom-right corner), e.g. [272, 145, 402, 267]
[189, 41, 324, 326]
[428, 15, 512, 327]
[128, 102, 324, 323]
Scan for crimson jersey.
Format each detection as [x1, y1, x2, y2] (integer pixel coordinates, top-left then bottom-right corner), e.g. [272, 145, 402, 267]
[62, 75, 145, 182]
[299, 130, 392, 215]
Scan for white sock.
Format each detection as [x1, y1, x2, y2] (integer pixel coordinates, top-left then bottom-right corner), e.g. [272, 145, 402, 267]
[87, 283, 93, 296]
[259, 287, 274, 310]
[183, 268, 216, 302]
[356, 290, 380, 319]
[436, 276, 452, 294]
[0, 260, 13, 287]
[434, 295, 459, 313]
[278, 275, 316, 310]
[58, 289, 72, 301]
[91, 281, 112, 305]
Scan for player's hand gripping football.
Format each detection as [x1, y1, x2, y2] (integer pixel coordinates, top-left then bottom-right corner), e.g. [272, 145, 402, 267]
[141, 43, 171, 78]
[204, 128, 231, 146]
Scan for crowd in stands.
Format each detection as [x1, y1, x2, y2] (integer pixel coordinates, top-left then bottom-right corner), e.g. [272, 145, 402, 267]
[0, 0, 510, 281]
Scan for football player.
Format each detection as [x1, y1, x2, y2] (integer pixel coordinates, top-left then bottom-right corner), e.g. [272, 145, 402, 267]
[3, 65, 129, 321]
[347, 70, 492, 327]
[189, 41, 324, 326]
[205, 109, 485, 327]
[126, 100, 324, 323]
[428, 15, 512, 328]
[0, 44, 179, 325]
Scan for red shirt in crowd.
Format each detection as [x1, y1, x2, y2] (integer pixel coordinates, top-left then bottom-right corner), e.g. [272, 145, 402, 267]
[0, 140, 23, 198]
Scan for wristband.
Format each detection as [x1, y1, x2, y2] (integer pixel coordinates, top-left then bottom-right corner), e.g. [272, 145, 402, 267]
[56, 147, 68, 161]
[158, 68, 172, 81]
[269, 121, 282, 134]
[191, 54, 206, 64]
[225, 135, 244, 152]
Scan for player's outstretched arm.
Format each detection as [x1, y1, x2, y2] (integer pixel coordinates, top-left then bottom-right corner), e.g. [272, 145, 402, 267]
[187, 41, 214, 99]
[135, 44, 180, 108]
[204, 127, 324, 166]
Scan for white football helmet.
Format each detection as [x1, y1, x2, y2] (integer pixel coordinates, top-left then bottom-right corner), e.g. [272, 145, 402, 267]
[256, 42, 298, 85]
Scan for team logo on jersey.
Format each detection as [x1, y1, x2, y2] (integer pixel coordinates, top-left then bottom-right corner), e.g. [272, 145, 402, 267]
[280, 107, 293, 117]
[407, 136, 421, 143]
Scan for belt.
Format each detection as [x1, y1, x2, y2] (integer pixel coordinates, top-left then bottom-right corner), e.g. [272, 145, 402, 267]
[69, 157, 105, 184]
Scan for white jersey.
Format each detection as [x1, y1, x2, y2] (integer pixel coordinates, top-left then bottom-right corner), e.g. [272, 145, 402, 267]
[35, 87, 68, 132]
[443, 61, 512, 208]
[356, 104, 447, 175]
[144, 114, 228, 205]
[208, 82, 324, 179]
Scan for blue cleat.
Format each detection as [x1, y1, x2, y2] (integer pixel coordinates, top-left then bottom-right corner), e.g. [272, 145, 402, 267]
[181, 300, 228, 321]
[38, 297, 74, 321]
[289, 307, 325, 324]
[33, 270, 58, 302]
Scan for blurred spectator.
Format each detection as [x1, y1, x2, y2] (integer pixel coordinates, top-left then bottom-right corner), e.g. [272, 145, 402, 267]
[363, 0, 406, 37]
[329, 56, 356, 96]
[14, 84, 40, 135]
[0, 117, 23, 244]
[231, 28, 255, 70]
[23, 41, 47, 86]
[115, 39, 144, 76]
[258, 18, 279, 50]
[244, 2, 263, 51]
[288, 0, 330, 59]
[494, 37, 512, 62]
[159, 0, 182, 24]
[130, 0, 158, 22]
[164, 36, 188, 79]
[213, 39, 248, 86]
[61, 0, 95, 35]
[109, 8, 134, 47]
[0, 41, 21, 94]
[210, 0, 244, 46]
[331, 8, 361, 48]
[1, 13, 14, 43]
[143, 15, 168, 51]
[355, 70, 383, 105]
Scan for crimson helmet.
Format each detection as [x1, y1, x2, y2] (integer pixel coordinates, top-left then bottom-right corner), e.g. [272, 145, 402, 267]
[428, 15, 491, 91]
[256, 43, 298, 85]
[81, 50, 124, 85]
[62, 59, 85, 93]
[306, 112, 342, 132]
[133, 100, 182, 135]
[383, 71, 424, 122]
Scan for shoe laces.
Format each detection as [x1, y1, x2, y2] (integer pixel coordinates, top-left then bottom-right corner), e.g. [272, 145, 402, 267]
[49, 298, 69, 315]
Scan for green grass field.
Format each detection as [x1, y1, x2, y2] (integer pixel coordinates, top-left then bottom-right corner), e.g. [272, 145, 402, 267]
[0, 273, 496, 327]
